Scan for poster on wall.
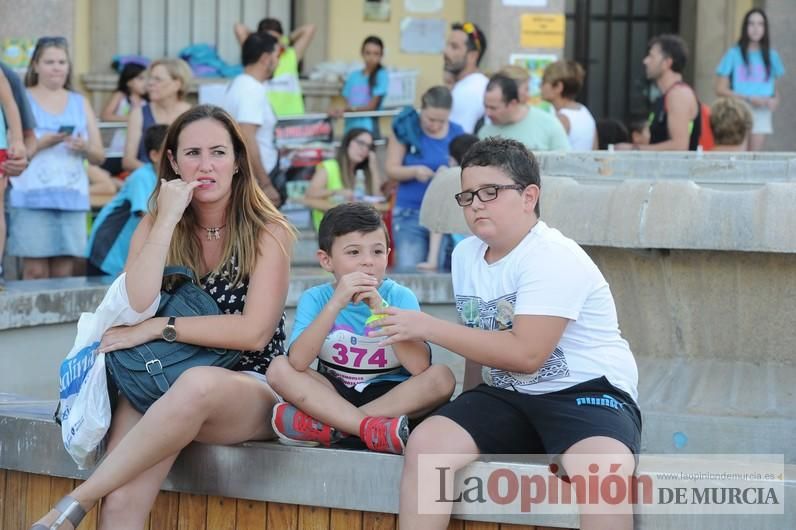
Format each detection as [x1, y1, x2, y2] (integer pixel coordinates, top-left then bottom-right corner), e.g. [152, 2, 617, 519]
[400, 18, 446, 54]
[520, 13, 566, 48]
[509, 53, 558, 107]
[404, 0, 443, 13]
[364, 0, 391, 21]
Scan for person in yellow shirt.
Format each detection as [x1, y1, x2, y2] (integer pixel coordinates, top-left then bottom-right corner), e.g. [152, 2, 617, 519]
[303, 127, 382, 231]
[234, 18, 316, 117]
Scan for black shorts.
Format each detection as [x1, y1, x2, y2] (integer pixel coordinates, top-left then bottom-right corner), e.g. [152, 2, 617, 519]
[322, 371, 401, 408]
[433, 376, 641, 458]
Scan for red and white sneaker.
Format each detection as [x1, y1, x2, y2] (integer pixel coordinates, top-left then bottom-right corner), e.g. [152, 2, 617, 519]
[271, 403, 341, 447]
[359, 416, 409, 454]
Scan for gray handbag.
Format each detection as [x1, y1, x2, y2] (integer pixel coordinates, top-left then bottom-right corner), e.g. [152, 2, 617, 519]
[105, 266, 241, 413]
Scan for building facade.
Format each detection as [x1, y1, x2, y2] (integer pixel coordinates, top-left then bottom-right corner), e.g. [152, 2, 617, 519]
[0, 0, 791, 149]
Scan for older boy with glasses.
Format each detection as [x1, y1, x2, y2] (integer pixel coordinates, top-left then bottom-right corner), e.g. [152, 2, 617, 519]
[373, 137, 641, 530]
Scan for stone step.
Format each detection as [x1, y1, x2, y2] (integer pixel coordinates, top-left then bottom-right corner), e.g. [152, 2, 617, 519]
[283, 204, 319, 267]
[3, 398, 793, 529]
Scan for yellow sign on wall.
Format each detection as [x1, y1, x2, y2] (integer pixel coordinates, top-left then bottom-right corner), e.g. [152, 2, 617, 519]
[520, 13, 566, 48]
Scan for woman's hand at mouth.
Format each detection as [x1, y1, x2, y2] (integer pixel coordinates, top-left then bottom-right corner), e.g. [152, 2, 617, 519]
[156, 178, 203, 224]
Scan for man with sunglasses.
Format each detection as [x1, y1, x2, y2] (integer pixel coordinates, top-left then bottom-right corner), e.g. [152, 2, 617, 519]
[444, 22, 489, 134]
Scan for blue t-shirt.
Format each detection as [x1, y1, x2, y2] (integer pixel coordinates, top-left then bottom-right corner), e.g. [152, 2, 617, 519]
[716, 46, 785, 97]
[86, 163, 157, 276]
[342, 68, 389, 133]
[395, 121, 464, 210]
[289, 278, 422, 388]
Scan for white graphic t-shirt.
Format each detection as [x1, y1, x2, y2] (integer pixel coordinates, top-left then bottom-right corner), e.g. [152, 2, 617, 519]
[452, 220, 638, 401]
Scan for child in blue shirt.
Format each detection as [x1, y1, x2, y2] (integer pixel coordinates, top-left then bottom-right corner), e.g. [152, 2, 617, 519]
[266, 203, 455, 454]
[86, 124, 168, 276]
[337, 36, 389, 135]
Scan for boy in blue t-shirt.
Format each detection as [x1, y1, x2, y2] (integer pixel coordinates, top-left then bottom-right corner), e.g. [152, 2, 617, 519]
[267, 203, 455, 454]
[86, 125, 168, 276]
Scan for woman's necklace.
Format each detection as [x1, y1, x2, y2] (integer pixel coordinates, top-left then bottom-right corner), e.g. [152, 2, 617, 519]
[198, 224, 226, 241]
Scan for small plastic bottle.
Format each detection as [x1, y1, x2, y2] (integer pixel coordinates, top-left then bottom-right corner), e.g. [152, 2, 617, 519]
[364, 300, 389, 335]
[354, 169, 366, 201]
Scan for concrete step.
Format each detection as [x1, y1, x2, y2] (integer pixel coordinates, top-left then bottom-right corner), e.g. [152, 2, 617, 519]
[2, 396, 793, 529]
[293, 228, 318, 267]
[283, 204, 320, 267]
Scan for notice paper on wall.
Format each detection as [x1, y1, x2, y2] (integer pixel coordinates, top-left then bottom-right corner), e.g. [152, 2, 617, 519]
[400, 18, 446, 54]
[520, 13, 566, 48]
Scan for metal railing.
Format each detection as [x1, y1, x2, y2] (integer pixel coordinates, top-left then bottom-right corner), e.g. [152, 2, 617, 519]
[97, 108, 402, 157]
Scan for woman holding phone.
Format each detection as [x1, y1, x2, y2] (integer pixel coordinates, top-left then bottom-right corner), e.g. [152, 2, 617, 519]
[7, 36, 104, 279]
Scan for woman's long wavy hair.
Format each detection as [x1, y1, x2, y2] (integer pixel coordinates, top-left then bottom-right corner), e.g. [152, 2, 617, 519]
[150, 104, 296, 284]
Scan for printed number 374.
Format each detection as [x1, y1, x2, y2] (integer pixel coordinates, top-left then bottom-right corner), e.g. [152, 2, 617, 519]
[331, 343, 388, 368]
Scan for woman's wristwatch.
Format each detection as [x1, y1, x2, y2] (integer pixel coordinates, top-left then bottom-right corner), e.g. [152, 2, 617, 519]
[162, 317, 177, 343]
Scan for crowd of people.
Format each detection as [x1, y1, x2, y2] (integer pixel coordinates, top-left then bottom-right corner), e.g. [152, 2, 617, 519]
[0, 7, 785, 530]
[0, 8, 786, 283]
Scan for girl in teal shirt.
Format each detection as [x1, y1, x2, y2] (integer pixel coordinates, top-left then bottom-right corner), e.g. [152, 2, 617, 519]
[715, 8, 785, 151]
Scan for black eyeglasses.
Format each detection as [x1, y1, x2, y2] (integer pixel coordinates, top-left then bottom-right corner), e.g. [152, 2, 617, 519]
[455, 184, 525, 207]
[352, 138, 375, 151]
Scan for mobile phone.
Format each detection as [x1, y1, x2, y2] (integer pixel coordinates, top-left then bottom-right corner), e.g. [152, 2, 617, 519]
[58, 125, 75, 135]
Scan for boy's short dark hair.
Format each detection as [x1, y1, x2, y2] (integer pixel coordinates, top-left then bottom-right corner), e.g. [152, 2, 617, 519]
[626, 116, 649, 135]
[449, 134, 479, 166]
[257, 17, 284, 36]
[596, 118, 629, 149]
[318, 203, 390, 254]
[461, 137, 541, 216]
[241, 32, 278, 67]
[143, 124, 168, 154]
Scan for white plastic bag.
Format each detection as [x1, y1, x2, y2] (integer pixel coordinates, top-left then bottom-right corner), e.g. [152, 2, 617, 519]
[58, 273, 159, 468]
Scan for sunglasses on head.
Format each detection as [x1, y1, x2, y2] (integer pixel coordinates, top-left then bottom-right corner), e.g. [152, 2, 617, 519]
[36, 36, 68, 48]
[461, 22, 482, 53]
